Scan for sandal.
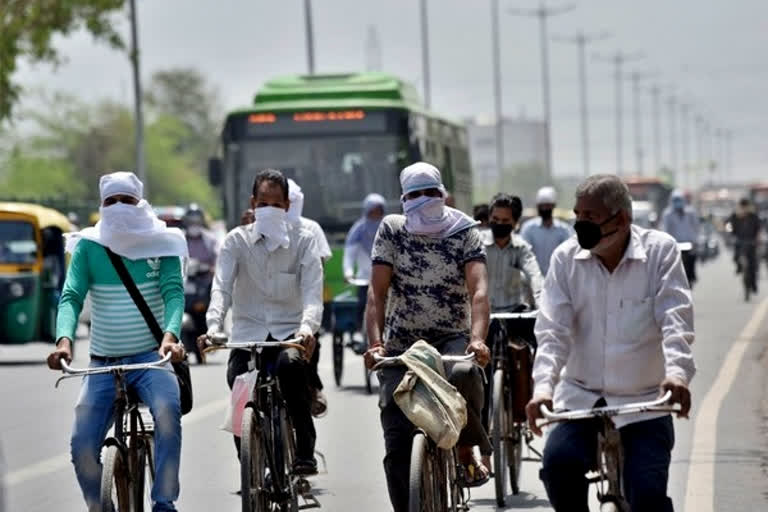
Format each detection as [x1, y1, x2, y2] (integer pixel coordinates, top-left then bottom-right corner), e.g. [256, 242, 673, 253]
[311, 390, 328, 418]
[459, 454, 490, 488]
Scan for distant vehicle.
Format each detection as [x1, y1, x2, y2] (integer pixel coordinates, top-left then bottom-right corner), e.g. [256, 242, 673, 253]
[632, 200, 658, 229]
[154, 206, 186, 229]
[208, 71, 473, 302]
[624, 176, 673, 220]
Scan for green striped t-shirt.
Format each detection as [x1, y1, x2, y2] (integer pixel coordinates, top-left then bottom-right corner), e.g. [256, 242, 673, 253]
[56, 239, 184, 357]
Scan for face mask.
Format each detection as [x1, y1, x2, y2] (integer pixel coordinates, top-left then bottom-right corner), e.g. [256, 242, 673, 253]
[403, 196, 445, 220]
[490, 223, 514, 239]
[538, 207, 553, 221]
[672, 199, 685, 211]
[573, 211, 620, 250]
[186, 225, 202, 238]
[99, 201, 154, 232]
[253, 206, 289, 251]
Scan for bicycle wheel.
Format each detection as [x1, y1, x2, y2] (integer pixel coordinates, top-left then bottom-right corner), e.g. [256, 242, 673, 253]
[408, 432, 448, 512]
[133, 435, 155, 512]
[600, 501, 621, 512]
[492, 368, 508, 506]
[100, 444, 131, 512]
[333, 332, 344, 386]
[279, 408, 299, 512]
[241, 407, 269, 512]
[509, 424, 523, 495]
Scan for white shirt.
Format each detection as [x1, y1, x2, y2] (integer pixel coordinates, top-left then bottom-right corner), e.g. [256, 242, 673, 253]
[662, 207, 700, 244]
[206, 222, 324, 341]
[520, 217, 574, 275]
[533, 225, 696, 428]
[299, 217, 332, 263]
[482, 231, 543, 311]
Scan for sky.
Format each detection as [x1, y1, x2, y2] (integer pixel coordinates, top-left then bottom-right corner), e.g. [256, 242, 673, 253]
[12, 0, 768, 182]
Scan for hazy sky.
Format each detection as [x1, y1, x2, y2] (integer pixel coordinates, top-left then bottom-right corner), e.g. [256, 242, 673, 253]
[14, 0, 768, 182]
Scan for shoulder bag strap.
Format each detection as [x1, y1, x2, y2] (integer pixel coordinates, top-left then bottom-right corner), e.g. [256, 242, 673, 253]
[104, 246, 164, 346]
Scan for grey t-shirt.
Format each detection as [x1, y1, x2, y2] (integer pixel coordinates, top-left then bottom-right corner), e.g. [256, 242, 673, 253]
[371, 215, 486, 353]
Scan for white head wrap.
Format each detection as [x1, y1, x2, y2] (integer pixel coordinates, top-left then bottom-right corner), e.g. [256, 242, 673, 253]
[399, 162, 476, 238]
[286, 179, 304, 225]
[65, 171, 188, 260]
[536, 186, 557, 205]
[363, 193, 387, 215]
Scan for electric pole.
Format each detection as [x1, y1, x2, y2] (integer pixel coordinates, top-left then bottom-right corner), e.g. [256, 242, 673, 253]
[491, 0, 504, 180]
[553, 31, 611, 177]
[509, 1, 576, 177]
[667, 90, 678, 178]
[679, 102, 691, 190]
[595, 50, 643, 176]
[650, 84, 662, 176]
[627, 71, 654, 175]
[419, 0, 432, 108]
[365, 25, 382, 71]
[128, 0, 146, 191]
[304, 0, 316, 74]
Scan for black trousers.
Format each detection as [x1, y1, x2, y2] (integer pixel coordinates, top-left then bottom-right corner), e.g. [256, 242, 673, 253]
[378, 336, 490, 512]
[227, 336, 316, 461]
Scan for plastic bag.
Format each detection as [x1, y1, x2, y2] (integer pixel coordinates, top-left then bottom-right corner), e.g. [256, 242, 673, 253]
[221, 369, 258, 437]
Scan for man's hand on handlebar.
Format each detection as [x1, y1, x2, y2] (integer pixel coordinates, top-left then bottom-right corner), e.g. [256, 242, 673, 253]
[159, 333, 186, 363]
[364, 342, 386, 370]
[47, 337, 73, 370]
[466, 339, 490, 368]
[526, 393, 553, 437]
[659, 376, 691, 418]
[298, 332, 316, 362]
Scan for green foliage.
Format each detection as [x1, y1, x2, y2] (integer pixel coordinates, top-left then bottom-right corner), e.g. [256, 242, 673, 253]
[0, 0, 127, 121]
[0, 152, 86, 198]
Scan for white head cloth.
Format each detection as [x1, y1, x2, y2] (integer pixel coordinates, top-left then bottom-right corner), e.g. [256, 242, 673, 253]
[286, 179, 304, 225]
[536, 186, 557, 205]
[65, 171, 188, 260]
[399, 162, 476, 239]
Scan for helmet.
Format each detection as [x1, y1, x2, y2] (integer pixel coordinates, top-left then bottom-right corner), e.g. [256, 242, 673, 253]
[182, 204, 207, 229]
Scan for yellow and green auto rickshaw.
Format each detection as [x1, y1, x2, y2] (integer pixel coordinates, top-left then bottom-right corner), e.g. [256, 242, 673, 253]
[0, 202, 72, 344]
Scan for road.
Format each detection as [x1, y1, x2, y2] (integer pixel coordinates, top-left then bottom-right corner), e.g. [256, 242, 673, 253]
[2, 253, 768, 511]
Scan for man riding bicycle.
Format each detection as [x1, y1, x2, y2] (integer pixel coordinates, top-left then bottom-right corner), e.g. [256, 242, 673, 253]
[47, 172, 187, 512]
[201, 169, 323, 476]
[728, 197, 761, 291]
[364, 162, 492, 511]
[526, 175, 695, 512]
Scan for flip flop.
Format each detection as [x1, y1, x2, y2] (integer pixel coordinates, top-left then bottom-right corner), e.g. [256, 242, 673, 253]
[459, 456, 490, 488]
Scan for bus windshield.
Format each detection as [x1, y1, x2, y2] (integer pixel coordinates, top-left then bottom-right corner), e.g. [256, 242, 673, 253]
[0, 220, 38, 265]
[238, 134, 408, 230]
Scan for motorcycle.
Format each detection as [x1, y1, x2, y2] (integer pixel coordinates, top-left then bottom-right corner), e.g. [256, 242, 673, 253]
[182, 258, 213, 364]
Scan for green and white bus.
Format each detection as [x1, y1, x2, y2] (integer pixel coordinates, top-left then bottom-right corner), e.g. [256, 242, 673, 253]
[209, 71, 473, 298]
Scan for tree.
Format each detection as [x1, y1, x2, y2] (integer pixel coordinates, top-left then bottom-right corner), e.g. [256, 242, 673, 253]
[0, 0, 126, 122]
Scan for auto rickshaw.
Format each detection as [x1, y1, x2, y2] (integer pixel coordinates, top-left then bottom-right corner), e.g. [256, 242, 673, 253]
[0, 203, 71, 344]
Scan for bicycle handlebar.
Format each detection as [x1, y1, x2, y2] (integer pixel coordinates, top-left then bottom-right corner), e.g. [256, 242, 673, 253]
[539, 391, 678, 423]
[200, 333, 305, 354]
[346, 278, 370, 287]
[490, 310, 538, 321]
[371, 352, 476, 370]
[55, 352, 172, 388]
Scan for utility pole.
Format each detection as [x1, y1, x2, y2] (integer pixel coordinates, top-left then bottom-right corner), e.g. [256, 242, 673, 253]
[667, 91, 678, 178]
[509, 1, 576, 177]
[419, 0, 432, 108]
[553, 31, 611, 177]
[304, 0, 316, 74]
[679, 102, 691, 190]
[627, 71, 654, 175]
[490, 0, 504, 180]
[595, 50, 643, 176]
[128, 0, 146, 191]
[650, 84, 662, 176]
[365, 25, 382, 71]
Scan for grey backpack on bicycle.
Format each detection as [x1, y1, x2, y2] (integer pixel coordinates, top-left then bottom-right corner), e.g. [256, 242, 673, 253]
[393, 341, 468, 449]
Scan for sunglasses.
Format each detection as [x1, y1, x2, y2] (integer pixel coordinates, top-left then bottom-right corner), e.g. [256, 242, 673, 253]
[404, 188, 442, 201]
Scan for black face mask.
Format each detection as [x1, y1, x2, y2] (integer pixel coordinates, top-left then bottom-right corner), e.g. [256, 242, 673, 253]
[490, 223, 514, 239]
[573, 211, 620, 250]
[538, 207, 553, 221]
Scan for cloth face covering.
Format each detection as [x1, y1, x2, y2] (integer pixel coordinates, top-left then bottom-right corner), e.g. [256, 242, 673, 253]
[574, 211, 620, 250]
[253, 206, 290, 252]
[403, 196, 476, 239]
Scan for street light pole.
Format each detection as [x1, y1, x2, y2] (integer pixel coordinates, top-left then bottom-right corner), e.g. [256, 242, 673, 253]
[667, 91, 678, 179]
[650, 84, 662, 176]
[304, 0, 316, 74]
[420, 0, 431, 108]
[128, 0, 146, 191]
[553, 31, 611, 177]
[595, 50, 643, 176]
[509, 1, 576, 177]
[628, 71, 653, 175]
[491, 0, 504, 180]
[679, 102, 690, 190]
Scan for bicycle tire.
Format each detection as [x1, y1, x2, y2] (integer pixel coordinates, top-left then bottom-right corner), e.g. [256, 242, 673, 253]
[133, 435, 155, 512]
[241, 407, 268, 512]
[278, 407, 299, 512]
[492, 368, 508, 506]
[408, 432, 429, 512]
[600, 501, 621, 512]
[100, 444, 131, 512]
[509, 424, 523, 495]
[333, 333, 344, 387]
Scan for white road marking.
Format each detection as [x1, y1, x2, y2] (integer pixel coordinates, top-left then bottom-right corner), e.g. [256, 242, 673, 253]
[3, 398, 227, 488]
[684, 297, 768, 512]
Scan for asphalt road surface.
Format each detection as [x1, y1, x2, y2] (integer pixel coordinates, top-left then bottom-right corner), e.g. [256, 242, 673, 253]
[2, 253, 768, 511]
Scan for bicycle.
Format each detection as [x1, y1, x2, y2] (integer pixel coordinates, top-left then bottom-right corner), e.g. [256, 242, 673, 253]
[331, 278, 373, 393]
[539, 391, 679, 512]
[373, 351, 476, 512]
[739, 241, 758, 301]
[487, 311, 541, 505]
[202, 334, 320, 512]
[56, 352, 172, 512]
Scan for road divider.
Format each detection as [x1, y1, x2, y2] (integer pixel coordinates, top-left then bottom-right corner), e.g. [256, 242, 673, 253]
[684, 296, 768, 512]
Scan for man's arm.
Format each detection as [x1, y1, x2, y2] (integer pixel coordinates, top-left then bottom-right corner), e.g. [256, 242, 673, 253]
[48, 240, 90, 369]
[365, 263, 392, 348]
[298, 236, 324, 337]
[205, 233, 238, 334]
[654, 239, 696, 417]
[465, 260, 491, 367]
[519, 243, 544, 307]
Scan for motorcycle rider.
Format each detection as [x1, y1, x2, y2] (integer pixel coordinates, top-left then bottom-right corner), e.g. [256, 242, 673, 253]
[182, 204, 218, 270]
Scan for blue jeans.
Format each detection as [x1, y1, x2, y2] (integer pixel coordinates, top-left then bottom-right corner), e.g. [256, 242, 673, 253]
[540, 414, 675, 512]
[70, 351, 182, 512]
